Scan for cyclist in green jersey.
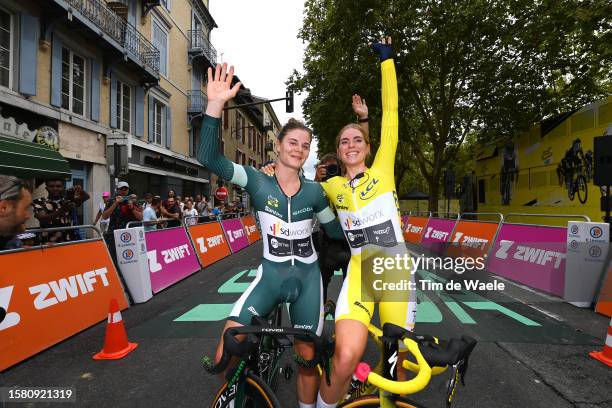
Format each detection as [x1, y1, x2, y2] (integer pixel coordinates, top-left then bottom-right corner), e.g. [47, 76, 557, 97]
[198, 63, 344, 408]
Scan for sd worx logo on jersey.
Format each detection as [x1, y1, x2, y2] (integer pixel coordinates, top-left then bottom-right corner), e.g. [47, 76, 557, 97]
[344, 210, 384, 229]
[360, 178, 379, 200]
[269, 222, 310, 237]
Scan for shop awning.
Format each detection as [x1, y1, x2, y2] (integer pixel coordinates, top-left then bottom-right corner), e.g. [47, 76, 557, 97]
[0, 136, 71, 179]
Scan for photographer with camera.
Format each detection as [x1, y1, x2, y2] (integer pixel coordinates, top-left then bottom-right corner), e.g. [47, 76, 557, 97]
[101, 181, 143, 233]
[33, 179, 90, 244]
[101, 181, 142, 269]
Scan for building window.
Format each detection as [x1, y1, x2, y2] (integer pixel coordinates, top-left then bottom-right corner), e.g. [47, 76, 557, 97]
[153, 99, 165, 145]
[160, 0, 171, 11]
[0, 9, 12, 88]
[61, 47, 86, 116]
[152, 21, 168, 76]
[478, 179, 486, 203]
[248, 126, 253, 149]
[116, 81, 132, 133]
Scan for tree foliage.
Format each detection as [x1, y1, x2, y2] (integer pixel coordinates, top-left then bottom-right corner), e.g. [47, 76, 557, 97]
[289, 0, 611, 210]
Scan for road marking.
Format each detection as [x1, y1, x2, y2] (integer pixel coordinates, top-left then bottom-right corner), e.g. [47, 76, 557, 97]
[174, 303, 235, 322]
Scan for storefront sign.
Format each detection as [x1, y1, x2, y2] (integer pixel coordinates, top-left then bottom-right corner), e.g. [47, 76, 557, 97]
[487, 224, 567, 296]
[143, 155, 199, 177]
[145, 227, 201, 293]
[0, 240, 128, 371]
[220, 218, 249, 253]
[0, 111, 59, 151]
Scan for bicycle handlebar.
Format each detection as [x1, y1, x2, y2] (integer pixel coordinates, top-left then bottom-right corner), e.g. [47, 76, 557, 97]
[362, 323, 477, 396]
[204, 317, 331, 375]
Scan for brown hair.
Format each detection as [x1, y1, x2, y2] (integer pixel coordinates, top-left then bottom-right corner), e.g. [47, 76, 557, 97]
[335, 123, 370, 149]
[277, 118, 313, 142]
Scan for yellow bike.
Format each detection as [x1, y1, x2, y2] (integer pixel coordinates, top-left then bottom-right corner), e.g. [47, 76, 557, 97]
[338, 322, 477, 408]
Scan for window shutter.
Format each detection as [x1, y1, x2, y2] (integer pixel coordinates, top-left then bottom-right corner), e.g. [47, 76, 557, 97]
[110, 73, 118, 128]
[189, 127, 194, 157]
[165, 106, 172, 149]
[90, 58, 100, 122]
[50, 33, 63, 107]
[148, 95, 154, 142]
[18, 13, 38, 96]
[135, 86, 145, 137]
[128, 0, 137, 26]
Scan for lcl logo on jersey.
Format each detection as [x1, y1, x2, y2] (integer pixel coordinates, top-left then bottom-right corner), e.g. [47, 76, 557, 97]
[360, 178, 379, 200]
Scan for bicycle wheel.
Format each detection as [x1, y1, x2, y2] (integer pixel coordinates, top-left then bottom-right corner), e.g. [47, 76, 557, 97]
[577, 175, 588, 204]
[339, 395, 423, 408]
[210, 371, 282, 408]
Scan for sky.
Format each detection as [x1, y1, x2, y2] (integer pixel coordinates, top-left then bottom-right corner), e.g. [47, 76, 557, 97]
[209, 0, 318, 178]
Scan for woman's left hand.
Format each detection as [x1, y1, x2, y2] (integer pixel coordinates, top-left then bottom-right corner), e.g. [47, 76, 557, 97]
[260, 162, 276, 177]
[352, 94, 368, 120]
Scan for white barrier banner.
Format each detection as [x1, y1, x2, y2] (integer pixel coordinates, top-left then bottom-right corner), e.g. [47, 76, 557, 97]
[565, 222, 610, 307]
[114, 227, 153, 303]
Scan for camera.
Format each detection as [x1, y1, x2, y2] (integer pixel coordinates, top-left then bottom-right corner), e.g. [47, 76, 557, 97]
[323, 163, 340, 181]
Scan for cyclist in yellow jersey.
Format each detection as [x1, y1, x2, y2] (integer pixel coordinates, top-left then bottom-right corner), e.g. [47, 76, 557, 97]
[316, 37, 417, 408]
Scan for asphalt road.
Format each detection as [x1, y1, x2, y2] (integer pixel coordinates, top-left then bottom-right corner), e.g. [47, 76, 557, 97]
[1, 242, 611, 407]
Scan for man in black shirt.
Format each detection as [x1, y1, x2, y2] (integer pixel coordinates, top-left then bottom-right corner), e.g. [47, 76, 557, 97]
[0, 175, 33, 251]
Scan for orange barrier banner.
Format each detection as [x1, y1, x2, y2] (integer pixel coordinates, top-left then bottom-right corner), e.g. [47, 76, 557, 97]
[0, 240, 128, 371]
[241, 215, 261, 244]
[187, 222, 232, 267]
[402, 216, 429, 244]
[595, 262, 612, 317]
[446, 220, 500, 259]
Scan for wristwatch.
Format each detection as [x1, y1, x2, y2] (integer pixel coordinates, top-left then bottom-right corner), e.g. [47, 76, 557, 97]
[358, 117, 369, 123]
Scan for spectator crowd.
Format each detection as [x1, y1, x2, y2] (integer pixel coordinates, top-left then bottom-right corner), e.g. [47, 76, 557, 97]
[0, 174, 248, 252]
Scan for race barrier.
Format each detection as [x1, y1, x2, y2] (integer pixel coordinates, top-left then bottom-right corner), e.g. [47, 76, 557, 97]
[487, 222, 568, 297]
[241, 215, 262, 244]
[565, 220, 609, 308]
[144, 226, 201, 293]
[595, 260, 612, 317]
[402, 212, 431, 244]
[185, 217, 232, 267]
[420, 216, 458, 252]
[445, 213, 504, 260]
[0, 226, 128, 371]
[220, 217, 250, 253]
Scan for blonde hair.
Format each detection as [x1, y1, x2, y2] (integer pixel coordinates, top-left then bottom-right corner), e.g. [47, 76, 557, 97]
[335, 123, 370, 149]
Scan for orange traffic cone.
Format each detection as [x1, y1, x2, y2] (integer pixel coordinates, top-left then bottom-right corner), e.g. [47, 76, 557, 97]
[93, 298, 138, 360]
[589, 316, 612, 367]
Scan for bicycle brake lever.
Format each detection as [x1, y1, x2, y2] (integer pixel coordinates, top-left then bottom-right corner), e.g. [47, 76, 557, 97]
[446, 364, 460, 408]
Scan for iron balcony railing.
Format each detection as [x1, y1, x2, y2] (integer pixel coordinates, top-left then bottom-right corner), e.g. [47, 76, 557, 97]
[63, 0, 160, 74]
[188, 90, 207, 113]
[188, 30, 217, 66]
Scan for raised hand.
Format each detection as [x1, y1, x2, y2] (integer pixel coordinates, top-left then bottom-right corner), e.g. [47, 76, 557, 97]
[206, 63, 242, 118]
[370, 36, 394, 61]
[352, 94, 368, 120]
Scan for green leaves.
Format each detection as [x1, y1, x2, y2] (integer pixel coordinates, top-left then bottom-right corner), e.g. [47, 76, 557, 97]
[291, 0, 611, 209]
